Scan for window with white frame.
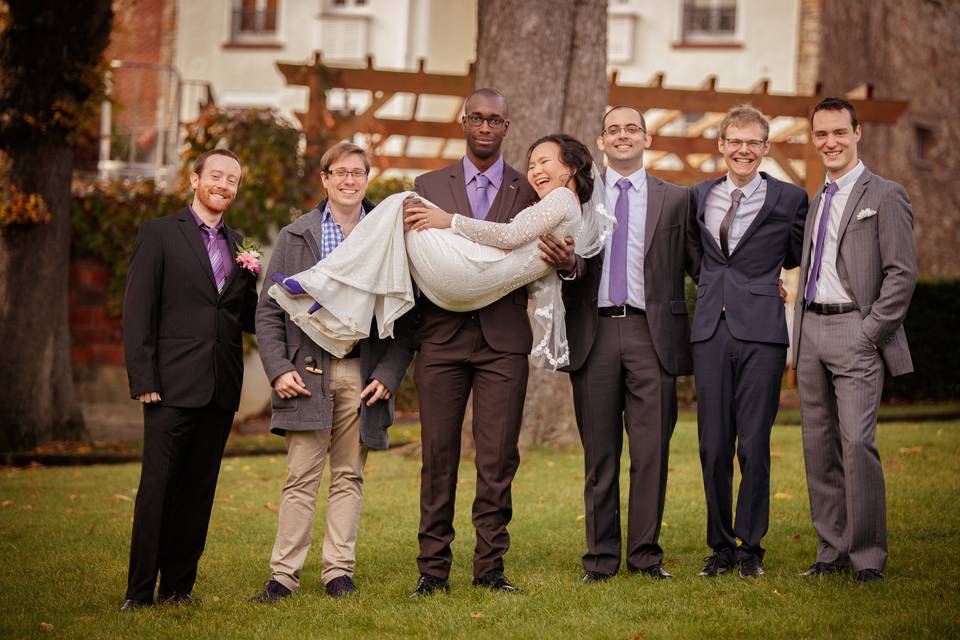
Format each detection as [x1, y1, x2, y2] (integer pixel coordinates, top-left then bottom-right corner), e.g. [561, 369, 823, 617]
[680, 0, 738, 43]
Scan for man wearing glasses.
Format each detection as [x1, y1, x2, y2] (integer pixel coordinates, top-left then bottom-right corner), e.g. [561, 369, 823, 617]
[403, 88, 537, 596]
[251, 142, 415, 602]
[554, 105, 700, 583]
[690, 105, 807, 578]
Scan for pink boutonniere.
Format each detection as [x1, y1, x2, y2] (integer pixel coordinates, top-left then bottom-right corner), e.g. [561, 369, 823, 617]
[235, 239, 262, 275]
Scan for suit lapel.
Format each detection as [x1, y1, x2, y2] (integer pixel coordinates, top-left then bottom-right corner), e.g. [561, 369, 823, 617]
[733, 172, 781, 255]
[221, 226, 242, 295]
[798, 186, 825, 288]
[836, 168, 872, 243]
[446, 161, 472, 220]
[643, 175, 664, 258]
[696, 177, 725, 254]
[176, 208, 218, 291]
[490, 167, 521, 223]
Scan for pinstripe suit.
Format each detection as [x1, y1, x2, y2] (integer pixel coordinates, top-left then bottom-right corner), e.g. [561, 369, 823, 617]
[792, 166, 917, 572]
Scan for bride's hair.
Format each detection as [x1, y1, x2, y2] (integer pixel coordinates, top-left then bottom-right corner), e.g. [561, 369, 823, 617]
[526, 134, 595, 204]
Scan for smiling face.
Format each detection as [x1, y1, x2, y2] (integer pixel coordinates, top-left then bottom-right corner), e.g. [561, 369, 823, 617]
[527, 141, 574, 199]
[719, 121, 769, 187]
[320, 152, 369, 212]
[812, 108, 862, 180]
[190, 153, 241, 216]
[597, 106, 651, 175]
[462, 93, 509, 166]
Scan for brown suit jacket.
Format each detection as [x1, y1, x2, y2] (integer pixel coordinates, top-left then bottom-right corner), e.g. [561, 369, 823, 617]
[561, 174, 700, 375]
[413, 159, 539, 354]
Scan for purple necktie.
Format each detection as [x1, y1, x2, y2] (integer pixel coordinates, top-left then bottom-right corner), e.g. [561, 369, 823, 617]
[473, 173, 491, 220]
[203, 225, 226, 294]
[609, 178, 631, 306]
[804, 181, 840, 305]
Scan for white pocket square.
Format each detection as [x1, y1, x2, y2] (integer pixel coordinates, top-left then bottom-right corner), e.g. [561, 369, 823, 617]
[856, 208, 877, 220]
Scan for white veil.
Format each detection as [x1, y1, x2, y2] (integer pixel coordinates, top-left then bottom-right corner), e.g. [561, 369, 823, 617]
[574, 163, 615, 258]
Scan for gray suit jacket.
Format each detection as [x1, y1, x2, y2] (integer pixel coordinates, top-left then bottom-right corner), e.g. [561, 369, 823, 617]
[791, 167, 917, 376]
[256, 201, 416, 449]
[562, 174, 700, 375]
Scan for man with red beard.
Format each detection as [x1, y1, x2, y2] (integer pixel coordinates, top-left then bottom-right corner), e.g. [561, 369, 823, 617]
[121, 149, 258, 610]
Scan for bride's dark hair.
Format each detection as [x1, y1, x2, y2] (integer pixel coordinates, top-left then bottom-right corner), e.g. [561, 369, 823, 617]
[526, 134, 595, 204]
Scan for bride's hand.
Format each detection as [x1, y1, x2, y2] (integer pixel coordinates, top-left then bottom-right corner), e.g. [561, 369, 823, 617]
[405, 204, 454, 231]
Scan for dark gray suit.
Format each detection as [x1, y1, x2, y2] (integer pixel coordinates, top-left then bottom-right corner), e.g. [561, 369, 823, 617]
[792, 166, 916, 572]
[691, 173, 807, 564]
[562, 173, 699, 574]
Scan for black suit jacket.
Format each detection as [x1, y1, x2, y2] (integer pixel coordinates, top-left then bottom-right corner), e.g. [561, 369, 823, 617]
[562, 174, 700, 375]
[690, 172, 807, 345]
[413, 159, 538, 354]
[123, 207, 258, 410]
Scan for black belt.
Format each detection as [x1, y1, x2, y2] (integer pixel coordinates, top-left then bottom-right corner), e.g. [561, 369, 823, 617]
[598, 305, 645, 318]
[807, 302, 859, 315]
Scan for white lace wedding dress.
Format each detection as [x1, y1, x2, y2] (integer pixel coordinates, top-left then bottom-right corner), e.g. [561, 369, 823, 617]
[268, 186, 584, 369]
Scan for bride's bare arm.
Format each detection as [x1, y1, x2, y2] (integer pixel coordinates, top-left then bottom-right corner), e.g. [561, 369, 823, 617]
[451, 187, 578, 249]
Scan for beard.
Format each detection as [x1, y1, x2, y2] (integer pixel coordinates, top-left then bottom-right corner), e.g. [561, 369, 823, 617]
[197, 186, 234, 213]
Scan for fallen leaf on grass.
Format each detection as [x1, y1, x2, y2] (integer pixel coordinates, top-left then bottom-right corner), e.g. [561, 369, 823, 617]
[39, 622, 53, 631]
[264, 503, 278, 513]
[774, 492, 793, 500]
[629, 632, 646, 639]
[469, 612, 483, 619]
[1, 500, 13, 507]
[109, 494, 132, 502]
[576, 514, 585, 521]
[773, 589, 784, 597]
[792, 534, 801, 541]
[899, 446, 923, 455]
[771, 452, 782, 459]
[78, 615, 96, 622]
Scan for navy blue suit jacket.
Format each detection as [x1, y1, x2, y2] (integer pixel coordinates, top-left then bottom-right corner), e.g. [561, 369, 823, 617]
[690, 172, 808, 346]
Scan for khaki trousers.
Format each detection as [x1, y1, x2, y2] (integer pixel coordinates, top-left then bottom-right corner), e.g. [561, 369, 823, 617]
[269, 358, 368, 590]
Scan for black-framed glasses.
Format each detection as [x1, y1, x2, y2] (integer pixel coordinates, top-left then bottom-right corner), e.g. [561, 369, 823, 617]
[602, 124, 645, 137]
[722, 138, 766, 152]
[463, 113, 507, 129]
[325, 168, 368, 179]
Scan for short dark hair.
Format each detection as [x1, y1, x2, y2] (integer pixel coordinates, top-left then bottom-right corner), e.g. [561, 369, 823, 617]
[465, 88, 508, 116]
[811, 97, 859, 130]
[601, 105, 647, 132]
[526, 133, 595, 204]
[192, 148, 240, 176]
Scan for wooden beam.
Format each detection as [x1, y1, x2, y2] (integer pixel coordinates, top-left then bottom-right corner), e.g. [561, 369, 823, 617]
[766, 144, 804, 185]
[646, 110, 683, 135]
[648, 167, 724, 185]
[277, 61, 473, 96]
[686, 112, 725, 137]
[373, 155, 456, 171]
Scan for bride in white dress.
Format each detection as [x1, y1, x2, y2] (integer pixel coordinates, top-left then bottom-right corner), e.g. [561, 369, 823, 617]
[269, 134, 613, 369]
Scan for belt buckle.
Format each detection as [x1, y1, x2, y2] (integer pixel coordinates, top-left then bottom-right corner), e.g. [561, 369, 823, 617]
[612, 305, 627, 318]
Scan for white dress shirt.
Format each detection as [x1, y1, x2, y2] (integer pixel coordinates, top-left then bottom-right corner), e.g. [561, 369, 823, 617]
[808, 160, 865, 304]
[599, 166, 648, 308]
[703, 172, 767, 255]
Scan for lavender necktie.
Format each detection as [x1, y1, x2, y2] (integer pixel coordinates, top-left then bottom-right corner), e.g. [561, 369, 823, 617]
[473, 173, 491, 220]
[608, 178, 631, 306]
[804, 181, 841, 305]
[203, 225, 226, 294]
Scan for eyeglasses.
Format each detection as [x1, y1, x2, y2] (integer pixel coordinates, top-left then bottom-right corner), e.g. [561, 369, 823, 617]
[602, 124, 645, 137]
[722, 138, 766, 152]
[463, 114, 507, 129]
[325, 168, 368, 179]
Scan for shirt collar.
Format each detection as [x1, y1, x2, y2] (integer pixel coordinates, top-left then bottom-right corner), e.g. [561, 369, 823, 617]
[723, 172, 763, 200]
[826, 160, 865, 192]
[605, 166, 647, 191]
[321, 201, 367, 224]
[463, 156, 504, 189]
[189, 205, 223, 232]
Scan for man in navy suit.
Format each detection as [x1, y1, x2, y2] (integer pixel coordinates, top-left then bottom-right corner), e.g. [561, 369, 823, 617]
[121, 149, 258, 609]
[690, 105, 808, 578]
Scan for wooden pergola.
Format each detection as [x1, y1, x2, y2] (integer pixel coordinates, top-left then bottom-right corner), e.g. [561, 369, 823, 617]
[278, 53, 908, 192]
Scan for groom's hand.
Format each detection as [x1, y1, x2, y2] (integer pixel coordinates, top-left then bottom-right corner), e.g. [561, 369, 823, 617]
[137, 392, 161, 403]
[539, 234, 576, 273]
[402, 196, 424, 231]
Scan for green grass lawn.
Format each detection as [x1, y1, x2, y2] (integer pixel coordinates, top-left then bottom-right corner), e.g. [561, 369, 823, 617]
[1, 420, 958, 639]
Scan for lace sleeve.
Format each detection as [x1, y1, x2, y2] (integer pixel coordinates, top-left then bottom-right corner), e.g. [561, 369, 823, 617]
[451, 187, 578, 249]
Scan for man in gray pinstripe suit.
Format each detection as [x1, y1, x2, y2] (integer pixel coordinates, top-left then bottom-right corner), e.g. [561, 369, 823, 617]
[792, 97, 917, 583]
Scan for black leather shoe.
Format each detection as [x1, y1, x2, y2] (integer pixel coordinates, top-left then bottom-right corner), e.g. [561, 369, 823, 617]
[120, 599, 151, 612]
[158, 592, 198, 605]
[250, 579, 292, 603]
[325, 575, 356, 598]
[410, 574, 450, 598]
[738, 556, 765, 578]
[582, 570, 614, 583]
[698, 553, 736, 577]
[473, 570, 521, 592]
[800, 561, 848, 577]
[854, 568, 884, 583]
[632, 564, 673, 579]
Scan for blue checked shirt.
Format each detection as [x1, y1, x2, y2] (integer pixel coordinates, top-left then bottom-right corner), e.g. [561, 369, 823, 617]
[319, 203, 367, 259]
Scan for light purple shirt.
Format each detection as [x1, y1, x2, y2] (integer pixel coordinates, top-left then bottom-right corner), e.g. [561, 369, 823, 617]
[189, 206, 234, 279]
[463, 155, 504, 220]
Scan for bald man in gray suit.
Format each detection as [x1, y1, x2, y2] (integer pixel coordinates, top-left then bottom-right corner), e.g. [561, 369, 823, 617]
[792, 98, 916, 584]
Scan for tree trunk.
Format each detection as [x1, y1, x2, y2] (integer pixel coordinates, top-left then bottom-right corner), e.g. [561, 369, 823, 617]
[473, 0, 608, 449]
[0, 144, 86, 450]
